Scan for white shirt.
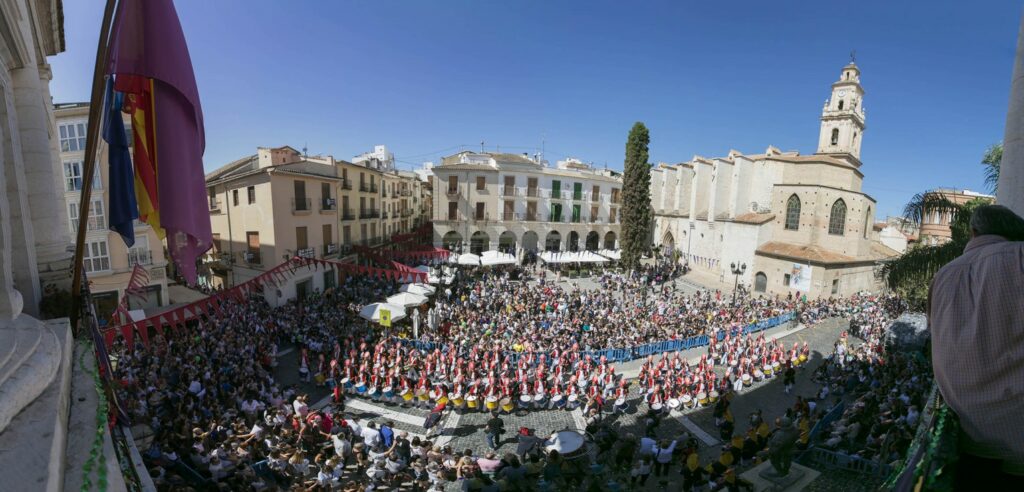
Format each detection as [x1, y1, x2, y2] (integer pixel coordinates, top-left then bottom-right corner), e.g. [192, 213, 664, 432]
[293, 399, 308, 417]
[361, 427, 381, 448]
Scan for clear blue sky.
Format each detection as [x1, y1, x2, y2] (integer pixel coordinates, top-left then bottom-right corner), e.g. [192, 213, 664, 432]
[49, 0, 1019, 218]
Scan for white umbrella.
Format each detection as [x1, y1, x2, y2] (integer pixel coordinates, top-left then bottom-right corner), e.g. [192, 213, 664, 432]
[401, 283, 436, 296]
[598, 249, 621, 260]
[480, 250, 517, 266]
[387, 292, 429, 308]
[457, 253, 481, 266]
[358, 302, 407, 324]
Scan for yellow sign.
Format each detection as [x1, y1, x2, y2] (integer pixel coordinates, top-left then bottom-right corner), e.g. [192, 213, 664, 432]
[380, 309, 391, 327]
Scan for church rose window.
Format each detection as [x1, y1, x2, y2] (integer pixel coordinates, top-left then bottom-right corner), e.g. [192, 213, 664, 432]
[829, 199, 847, 235]
[785, 195, 800, 230]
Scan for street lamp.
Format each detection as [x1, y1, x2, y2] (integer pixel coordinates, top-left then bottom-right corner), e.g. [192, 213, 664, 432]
[730, 262, 747, 303]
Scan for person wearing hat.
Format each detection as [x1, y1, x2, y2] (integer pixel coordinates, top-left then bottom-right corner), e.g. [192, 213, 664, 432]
[516, 427, 543, 460]
[681, 451, 707, 492]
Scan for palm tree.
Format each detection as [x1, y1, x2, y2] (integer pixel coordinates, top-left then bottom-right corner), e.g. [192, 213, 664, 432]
[879, 193, 988, 310]
[982, 142, 1002, 194]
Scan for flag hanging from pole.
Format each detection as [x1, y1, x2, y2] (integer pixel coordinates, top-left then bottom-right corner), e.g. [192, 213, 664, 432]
[103, 77, 138, 246]
[107, 0, 211, 284]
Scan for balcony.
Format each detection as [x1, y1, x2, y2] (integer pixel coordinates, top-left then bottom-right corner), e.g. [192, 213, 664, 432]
[292, 197, 312, 214]
[503, 212, 520, 221]
[369, 184, 378, 193]
[383, 211, 390, 219]
[340, 178, 352, 190]
[524, 213, 538, 222]
[610, 195, 621, 205]
[590, 216, 603, 224]
[473, 212, 489, 222]
[549, 215, 564, 223]
[209, 198, 222, 212]
[402, 209, 413, 217]
[320, 198, 337, 213]
[244, 251, 262, 265]
[360, 183, 370, 192]
[401, 189, 412, 196]
[525, 188, 541, 198]
[324, 243, 339, 256]
[572, 192, 584, 201]
[446, 188, 460, 197]
[360, 209, 379, 219]
[341, 209, 356, 220]
[550, 190, 561, 200]
[127, 249, 152, 267]
[391, 190, 399, 198]
[501, 186, 517, 196]
[296, 247, 316, 258]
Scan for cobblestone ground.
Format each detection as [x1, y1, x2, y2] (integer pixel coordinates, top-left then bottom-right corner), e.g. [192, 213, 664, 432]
[271, 273, 855, 491]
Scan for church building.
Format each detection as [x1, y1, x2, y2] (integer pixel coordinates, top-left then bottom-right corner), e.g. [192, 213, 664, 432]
[651, 62, 899, 299]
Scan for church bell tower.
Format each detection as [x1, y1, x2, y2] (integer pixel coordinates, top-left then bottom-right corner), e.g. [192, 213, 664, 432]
[816, 61, 866, 160]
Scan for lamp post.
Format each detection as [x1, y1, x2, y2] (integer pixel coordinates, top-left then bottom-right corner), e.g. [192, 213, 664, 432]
[730, 262, 747, 304]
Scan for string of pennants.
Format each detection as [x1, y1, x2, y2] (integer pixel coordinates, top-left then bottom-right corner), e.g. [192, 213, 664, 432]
[382, 247, 451, 263]
[109, 264, 152, 327]
[684, 253, 719, 269]
[101, 255, 426, 351]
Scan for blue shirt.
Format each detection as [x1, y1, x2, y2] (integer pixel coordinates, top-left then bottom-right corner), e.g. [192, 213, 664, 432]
[380, 426, 394, 448]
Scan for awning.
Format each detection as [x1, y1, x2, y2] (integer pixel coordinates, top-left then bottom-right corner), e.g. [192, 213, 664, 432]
[480, 250, 517, 266]
[456, 253, 481, 266]
[597, 249, 621, 260]
[539, 251, 609, 264]
[386, 292, 429, 308]
[358, 302, 407, 324]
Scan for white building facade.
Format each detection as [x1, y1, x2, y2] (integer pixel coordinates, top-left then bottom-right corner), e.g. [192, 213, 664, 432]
[432, 152, 622, 256]
[651, 63, 896, 299]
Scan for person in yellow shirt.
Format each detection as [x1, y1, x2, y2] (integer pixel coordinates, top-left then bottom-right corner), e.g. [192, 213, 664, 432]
[681, 452, 707, 491]
[797, 414, 811, 450]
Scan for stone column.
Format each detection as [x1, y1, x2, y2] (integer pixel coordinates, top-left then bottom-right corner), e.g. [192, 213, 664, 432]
[1, 77, 41, 317]
[11, 63, 72, 298]
[1000, 14, 1024, 217]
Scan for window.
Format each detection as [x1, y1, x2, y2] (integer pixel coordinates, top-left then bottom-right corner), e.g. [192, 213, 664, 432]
[448, 176, 458, 193]
[323, 224, 332, 251]
[211, 233, 222, 254]
[571, 204, 581, 223]
[526, 202, 537, 221]
[609, 208, 617, 223]
[785, 195, 800, 230]
[476, 176, 486, 190]
[830, 128, 839, 145]
[63, 161, 101, 191]
[343, 226, 351, 245]
[754, 272, 767, 293]
[68, 198, 106, 232]
[294, 180, 308, 210]
[590, 205, 598, 222]
[127, 235, 151, 266]
[296, 226, 308, 250]
[551, 203, 562, 222]
[448, 201, 458, 221]
[475, 202, 485, 220]
[828, 199, 847, 235]
[232, 189, 239, 206]
[246, 231, 261, 263]
[831, 278, 840, 295]
[783, 273, 791, 287]
[83, 240, 110, 272]
[592, 185, 600, 201]
[59, 121, 87, 152]
[247, 186, 255, 204]
[838, 100, 844, 110]
[324, 270, 336, 291]
[864, 207, 871, 239]
[573, 182, 582, 200]
[551, 180, 561, 199]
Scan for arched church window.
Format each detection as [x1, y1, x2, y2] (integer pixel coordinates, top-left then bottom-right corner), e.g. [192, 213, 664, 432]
[864, 207, 871, 239]
[838, 100, 844, 110]
[829, 199, 847, 235]
[754, 272, 767, 293]
[831, 128, 840, 145]
[785, 195, 801, 231]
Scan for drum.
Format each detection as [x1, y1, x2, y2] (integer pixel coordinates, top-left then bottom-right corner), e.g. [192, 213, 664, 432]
[710, 390, 720, 403]
[383, 386, 394, 399]
[799, 353, 808, 364]
[682, 394, 694, 409]
[791, 357, 799, 368]
[466, 395, 479, 409]
[551, 394, 565, 409]
[368, 386, 379, 397]
[498, 397, 513, 413]
[729, 359, 738, 367]
[567, 394, 579, 410]
[533, 393, 547, 408]
[614, 397, 627, 412]
[772, 361, 781, 374]
[651, 402, 664, 412]
[485, 396, 499, 411]
[668, 398, 680, 410]
[341, 378, 353, 389]
[519, 395, 532, 408]
[741, 374, 752, 387]
[429, 390, 439, 401]
[754, 369, 764, 382]
[416, 389, 429, 401]
[763, 364, 773, 377]
[697, 392, 709, 406]
[401, 390, 414, 401]
[355, 383, 367, 394]
[436, 395, 449, 406]
[451, 393, 464, 407]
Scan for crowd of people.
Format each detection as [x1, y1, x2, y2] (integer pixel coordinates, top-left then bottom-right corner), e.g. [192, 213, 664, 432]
[104, 252, 923, 490]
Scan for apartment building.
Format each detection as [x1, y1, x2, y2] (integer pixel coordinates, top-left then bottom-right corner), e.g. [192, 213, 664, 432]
[432, 152, 622, 255]
[53, 102, 169, 322]
[918, 188, 994, 246]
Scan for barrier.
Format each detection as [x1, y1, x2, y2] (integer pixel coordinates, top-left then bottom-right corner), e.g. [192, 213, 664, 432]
[399, 311, 798, 365]
[801, 446, 892, 477]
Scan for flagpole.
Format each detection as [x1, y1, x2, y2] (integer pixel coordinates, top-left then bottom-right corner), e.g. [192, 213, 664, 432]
[70, 0, 119, 333]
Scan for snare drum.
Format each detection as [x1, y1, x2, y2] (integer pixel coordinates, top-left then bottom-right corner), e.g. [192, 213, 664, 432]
[533, 393, 547, 408]
[551, 394, 565, 409]
[466, 395, 479, 409]
[500, 397, 513, 413]
[355, 383, 367, 394]
[799, 353, 808, 364]
[668, 398, 680, 410]
[401, 389, 414, 401]
[682, 394, 694, 408]
[341, 377, 353, 390]
[519, 395, 532, 408]
[697, 392, 709, 406]
[436, 395, 449, 406]
[741, 374, 752, 387]
[763, 364, 774, 377]
[416, 389, 429, 401]
[651, 402, 664, 412]
[709, 390, 720, 403]
[368, 386, 379, 397]
[485, 396, 499, 411]
[614, 397, 627, 412]
[772, 361, 781, 374]
[754, 369, 765, 382]
[451, 393, 464, 407]
[383, 386, 394, 399]
[791, 357, 799, 368]
[566, 394, 580, 410]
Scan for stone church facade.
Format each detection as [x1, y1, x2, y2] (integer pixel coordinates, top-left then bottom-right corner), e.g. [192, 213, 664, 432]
[652, 63, 898, 299]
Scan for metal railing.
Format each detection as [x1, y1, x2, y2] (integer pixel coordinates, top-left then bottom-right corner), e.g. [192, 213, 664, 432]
[244, 251, 262, 265]
[127, 249, 152, 267]
[320, 198, 337, 211]
[360, 209, 379, 219]
[502, 186, 517, 196]
[446, 188, 460, 197]
[360, 183, 370, 192]
[340, 178, 352, 190]
[208, 198, 221, 211]
[341, 209, 356, 220]
[324, 243, 338, 256]
[473, 212, 489, 221]
[296, 247, 315, 258]
[503, 212, 519, 221]
[291, 197, 311, 212]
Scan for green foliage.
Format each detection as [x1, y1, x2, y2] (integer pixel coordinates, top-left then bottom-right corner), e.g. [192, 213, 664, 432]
[982, 142, 1002, 194]
[620, 122, 652, 270]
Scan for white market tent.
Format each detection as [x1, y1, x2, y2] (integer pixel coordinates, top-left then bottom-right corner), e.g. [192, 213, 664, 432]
[400, 283, 436, 296]
[386, 292, 429, 308]
[480, 250, 517, 266]
[539, 251, 609, 264]
[358, 302, 407, 324]
[597, 249, 621, 260]
[414, 265, 432, 274]
[456, 253, 481, 266]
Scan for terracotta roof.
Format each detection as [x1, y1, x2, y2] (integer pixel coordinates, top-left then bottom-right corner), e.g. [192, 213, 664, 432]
[871, 242, 902, 259]
[755, 241, 858, 264]
[873, 223, 886, 231]
[733, 213, 775, 225]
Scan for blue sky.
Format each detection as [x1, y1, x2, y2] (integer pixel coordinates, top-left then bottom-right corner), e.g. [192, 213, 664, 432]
[50, 1, 1019, 218]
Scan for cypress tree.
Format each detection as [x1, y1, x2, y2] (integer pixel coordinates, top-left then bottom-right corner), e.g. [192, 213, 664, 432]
[620, 122, 652, 271]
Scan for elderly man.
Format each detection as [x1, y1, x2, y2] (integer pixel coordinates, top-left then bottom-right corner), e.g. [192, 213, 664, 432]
[929, 205, 1024, 485]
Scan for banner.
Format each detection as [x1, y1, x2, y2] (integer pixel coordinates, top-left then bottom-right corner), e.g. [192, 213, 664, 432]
[789, 263, 812, 292]
[380, 308, 391, 327]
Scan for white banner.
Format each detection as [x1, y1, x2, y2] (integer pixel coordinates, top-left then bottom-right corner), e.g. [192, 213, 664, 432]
[789, 263, 812, 292]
